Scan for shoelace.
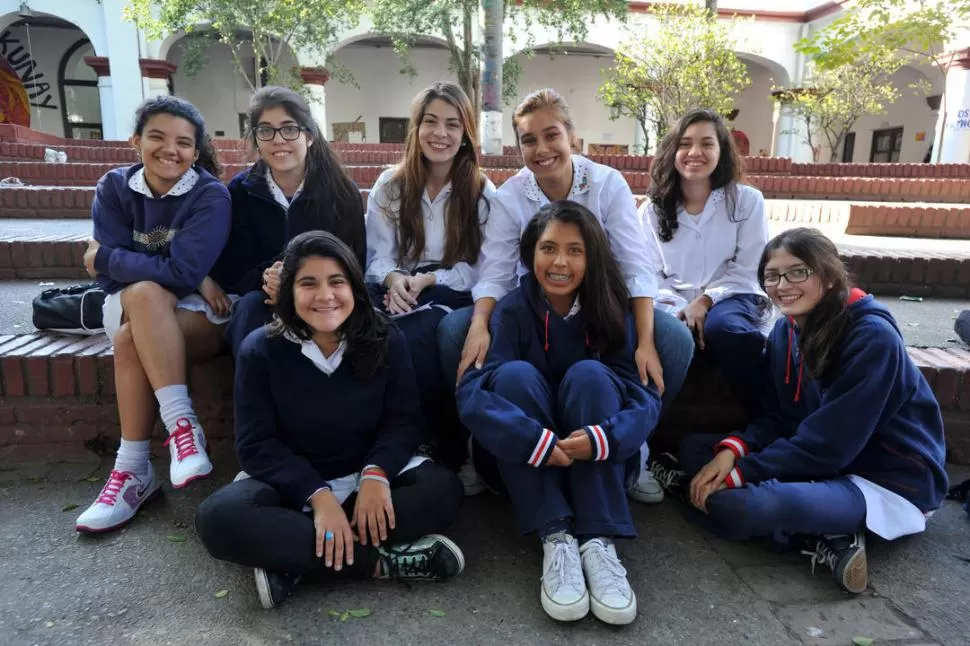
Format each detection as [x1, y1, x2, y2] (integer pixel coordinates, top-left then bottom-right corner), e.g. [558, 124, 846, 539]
[585, 543, 630, 596]
[95, 470, 133, 505]
[163, 419, 199, 461]
[801, 539, 840, 575]
[650, 461, 684, 492]
[385, 543, 433, 578]
[542, 540, 584, 592]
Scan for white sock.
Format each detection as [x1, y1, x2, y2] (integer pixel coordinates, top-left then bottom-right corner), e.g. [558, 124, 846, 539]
[640, 443, 651, 472]
[114, 439, 151, 477]
[155, 384, 197, 433]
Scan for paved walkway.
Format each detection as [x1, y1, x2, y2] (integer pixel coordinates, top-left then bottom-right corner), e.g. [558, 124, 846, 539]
[0, 446, 968, 646]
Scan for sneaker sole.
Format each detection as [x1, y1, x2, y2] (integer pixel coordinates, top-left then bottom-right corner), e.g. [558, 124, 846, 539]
[841, 549, 868, 594]
[627, 488, 664, 504]
[171, 464, 214, 489]
[463, 482, 486, 497]
[590, 591, 637, 626]
[428, 533, 465, 577]
[75, 487, 163, 534]
[254, 569, 276, 609]
[541, 588, 590, 622]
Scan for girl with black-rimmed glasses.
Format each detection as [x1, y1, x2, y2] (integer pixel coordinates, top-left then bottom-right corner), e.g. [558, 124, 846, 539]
[211, 86, 365, 355]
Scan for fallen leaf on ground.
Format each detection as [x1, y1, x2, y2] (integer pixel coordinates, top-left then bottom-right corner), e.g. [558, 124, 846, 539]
[167, 535, 186, 543]
[348, 608, 372, 618]
[429, 609, 446, 617]
[61, 503, 79, 512]
[214, 589, 229, 598]
[45, 621, 55, 628]
[852, 638, 874, 646]
[339, 611, 350, 622]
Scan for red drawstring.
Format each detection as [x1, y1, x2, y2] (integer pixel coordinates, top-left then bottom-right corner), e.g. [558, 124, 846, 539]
[785, 319, 793, 385]
[544, 311, 550, 352]
[584, 331, 590, 347]
[794, 357, 804, 402]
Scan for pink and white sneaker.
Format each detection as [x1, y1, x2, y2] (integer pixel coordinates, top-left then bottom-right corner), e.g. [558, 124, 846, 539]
[164, 417, 213, 488]
[75, 465, 162, 533]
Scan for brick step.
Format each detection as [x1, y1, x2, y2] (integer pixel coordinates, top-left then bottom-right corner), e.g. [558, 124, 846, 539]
[0, 332, 965, 462]
[0, 142, 255, 165]
[766, 201, 970, 239]
[791, 162, 970, 179]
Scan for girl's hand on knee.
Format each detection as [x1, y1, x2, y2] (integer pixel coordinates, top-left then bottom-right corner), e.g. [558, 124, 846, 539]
[386, 274, 418, 315]
[198, 276, 231, 317]
[83, 240, 100, 278]
[311, 490, 354, 571]
[457, 321, 490, 384]
[689, 449, 736, 510]
[696, 481, 727, 513]
[681, 296, 712, 351]
[545, 445, 573, 467]
[635, 342, 665, 394]
[351, 477, 395, 547]
[406, 272, 435, 300]
[558, 431, 592, 461]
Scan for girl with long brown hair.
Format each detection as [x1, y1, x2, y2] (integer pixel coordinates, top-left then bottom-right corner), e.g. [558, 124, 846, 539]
[366, 81, 493, 479]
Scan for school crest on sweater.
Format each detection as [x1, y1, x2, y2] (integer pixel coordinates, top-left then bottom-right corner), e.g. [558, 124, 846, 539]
[133, 225, 178, 253]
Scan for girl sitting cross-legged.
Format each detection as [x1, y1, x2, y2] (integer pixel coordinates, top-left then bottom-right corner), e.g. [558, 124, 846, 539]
[196, 231, 464, 609]
[678, 227, 949, 594]
[457, 201, 663, 625]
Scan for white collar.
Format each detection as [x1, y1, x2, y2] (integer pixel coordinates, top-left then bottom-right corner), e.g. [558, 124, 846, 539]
[282, 330, 346, 376]
[564, 295, 582, 321]
[266, 169, 305, 210]
[523, 155, 591, 204]
[424, 181, 452, 205]
[128, 166, 199, 199]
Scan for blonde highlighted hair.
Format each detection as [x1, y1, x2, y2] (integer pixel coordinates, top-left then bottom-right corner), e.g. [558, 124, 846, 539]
[511, 88, 580, 151]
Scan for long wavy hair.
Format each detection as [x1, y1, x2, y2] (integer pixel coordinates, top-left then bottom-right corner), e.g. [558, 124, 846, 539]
[248, 86, 362, 226]
[380, 82, 487, 268]
[132, 95, 220, 177]
[519, 201, 630, 355]
[758, 228, 851, 379]
[650, 108, 744, 242]
[268, 231, 388, 378]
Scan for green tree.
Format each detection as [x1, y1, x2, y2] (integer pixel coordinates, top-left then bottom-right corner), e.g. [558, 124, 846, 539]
[597, 3, 750, 151]
[371, 0, 628, 115]
[776, 50, 904, 162]
[125, 0, 365, 91]
[795, 0, 970, 162]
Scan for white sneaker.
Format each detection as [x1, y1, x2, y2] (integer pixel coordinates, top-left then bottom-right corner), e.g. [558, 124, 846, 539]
[164, 417, 212, 488]
[75, 465, 162, 533]
[457, 458, 485, 497]
[628, 469, 664, 504]
[540, 532, 589, 621]
[580, 538, 637, 625]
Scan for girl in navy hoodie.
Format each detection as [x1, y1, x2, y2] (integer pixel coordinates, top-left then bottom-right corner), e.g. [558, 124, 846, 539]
[458, 201, 663, 626]
[214, 86, 365, 355]
[679, 227, 948, 594]
[76, 96, 231, 534]
[366, 81, 493, 479]
[197, 231, 464, 609]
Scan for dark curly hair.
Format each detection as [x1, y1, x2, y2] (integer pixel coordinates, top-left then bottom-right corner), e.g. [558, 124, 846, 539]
[132, 95, 221, 177]
[268, 231, 388, 378]
[649, 108, 743, 242]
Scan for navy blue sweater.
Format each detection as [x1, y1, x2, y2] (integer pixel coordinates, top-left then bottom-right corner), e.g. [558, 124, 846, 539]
[457, 274, 661, 466]
[234, 325, 426, 510]
[210, 162, 365, 295]
[91, 165, 231, 298]
[723, 290, 948, 512]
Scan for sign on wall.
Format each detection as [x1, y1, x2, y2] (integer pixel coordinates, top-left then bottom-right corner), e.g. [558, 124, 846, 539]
[0, 29, 57, 112]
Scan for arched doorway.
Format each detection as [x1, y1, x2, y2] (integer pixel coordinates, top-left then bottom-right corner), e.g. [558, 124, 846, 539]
[58, 37, 102, 138]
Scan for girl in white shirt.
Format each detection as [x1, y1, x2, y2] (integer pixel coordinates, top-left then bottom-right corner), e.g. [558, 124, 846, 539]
[438, 88, 695, 503]
[366, 81, 493, 478]
[642, 108, 772, 415]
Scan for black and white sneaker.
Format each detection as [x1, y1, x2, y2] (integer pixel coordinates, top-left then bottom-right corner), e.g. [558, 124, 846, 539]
[254, 568, 301, 609]
[377, 534, 465, 581]
[802, 532, 868, 594]
[647, 452, 687, 501]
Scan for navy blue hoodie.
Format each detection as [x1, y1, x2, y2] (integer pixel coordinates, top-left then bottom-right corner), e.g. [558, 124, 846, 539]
[210, 162, 365, 295]
[457, 274, 662, 467]
[718, 289, 948, 513]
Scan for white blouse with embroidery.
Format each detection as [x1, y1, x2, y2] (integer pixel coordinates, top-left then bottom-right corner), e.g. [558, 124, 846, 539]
[128, 166, 199, 199]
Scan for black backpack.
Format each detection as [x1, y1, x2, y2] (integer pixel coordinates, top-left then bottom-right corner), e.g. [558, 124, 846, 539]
[32, 283, 107, 335]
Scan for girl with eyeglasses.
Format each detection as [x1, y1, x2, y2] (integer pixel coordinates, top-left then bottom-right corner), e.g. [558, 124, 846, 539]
[676, 227, 947, 594]
[212, 86, 365, 355]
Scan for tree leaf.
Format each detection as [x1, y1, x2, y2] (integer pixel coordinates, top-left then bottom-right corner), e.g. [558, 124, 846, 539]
[348, 608, 372, 617]
[61, 503, 79, 512]
[339, 611, 350, 622]
[167, 535, 187, 543]
[852, 639, 875, 646]
[429, 609, 446, 617]
[214, 589, 229, 598]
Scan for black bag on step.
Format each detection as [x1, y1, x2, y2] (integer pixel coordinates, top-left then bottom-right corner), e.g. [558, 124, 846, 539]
[32, 283, 106, 335]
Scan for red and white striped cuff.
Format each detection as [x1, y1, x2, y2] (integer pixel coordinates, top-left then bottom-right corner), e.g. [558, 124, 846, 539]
[585, 425, 610, 461]
[528, 428, 557, 467]
[715, 436, 749, 458]
[723, 467, 745, 488]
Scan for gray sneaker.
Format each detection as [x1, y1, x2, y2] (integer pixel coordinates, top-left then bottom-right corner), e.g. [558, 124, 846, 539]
[803, 532, 868, 594]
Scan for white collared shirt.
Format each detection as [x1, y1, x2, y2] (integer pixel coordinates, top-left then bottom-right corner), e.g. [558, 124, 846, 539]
[298, 338, 346, 376]
[641, 184, 769, 312]
[365, 167, 495, 291]
[265, 169, 305, 211]
[472, 155, 657, 302]
[128, 166, 199, 199]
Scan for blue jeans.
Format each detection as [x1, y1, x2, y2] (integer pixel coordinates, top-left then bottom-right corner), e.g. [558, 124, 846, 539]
[678, 433, 867, 541]
[703, 294, 768, 415]
[437, 304, 695, 411]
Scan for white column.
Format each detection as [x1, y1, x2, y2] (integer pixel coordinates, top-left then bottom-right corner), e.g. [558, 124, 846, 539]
[101, 0, 144, 139]
[305, 83, 328, 140]
[932, 56, 970, 163]
[97, 76, 118, 140]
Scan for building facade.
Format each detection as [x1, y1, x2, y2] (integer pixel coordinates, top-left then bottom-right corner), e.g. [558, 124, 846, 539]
[0, 0, 966, 163]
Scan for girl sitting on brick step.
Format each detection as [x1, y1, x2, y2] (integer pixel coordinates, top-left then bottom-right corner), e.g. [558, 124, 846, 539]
[212, 86, 365, 356]
[678, 227, 948, 594]
[458, 201, 663, 626]
[197, 231, 464, 609]
[439, 88, 694, 503]
[365, 82, 493, 476]
[76, 95, 231, 533]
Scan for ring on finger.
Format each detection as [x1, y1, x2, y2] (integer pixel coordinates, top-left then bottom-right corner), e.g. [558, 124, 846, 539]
[325, 530, 334, 541]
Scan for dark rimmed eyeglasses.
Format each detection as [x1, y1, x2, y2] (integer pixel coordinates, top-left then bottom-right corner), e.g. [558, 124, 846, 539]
[762, 267, 814, 287]
[254, 125, 307, 141]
